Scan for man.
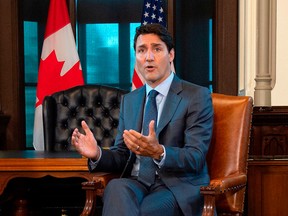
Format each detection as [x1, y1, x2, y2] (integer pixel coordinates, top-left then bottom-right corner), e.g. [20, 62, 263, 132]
[72, 23, 213, 216]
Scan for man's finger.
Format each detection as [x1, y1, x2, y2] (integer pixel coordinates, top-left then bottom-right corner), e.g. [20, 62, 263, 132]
[148, 120, 156, 136]
[81, 120, 92, 135]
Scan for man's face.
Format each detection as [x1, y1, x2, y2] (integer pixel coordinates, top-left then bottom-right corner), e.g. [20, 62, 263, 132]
[135, 33, 174, 88]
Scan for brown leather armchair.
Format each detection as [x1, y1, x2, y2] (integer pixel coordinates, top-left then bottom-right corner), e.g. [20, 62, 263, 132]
[201, 93, 253, 216]
[80, 93, 253, 216]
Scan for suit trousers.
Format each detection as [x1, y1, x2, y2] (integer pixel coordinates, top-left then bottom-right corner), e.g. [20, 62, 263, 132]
[102, 177, 183, 216]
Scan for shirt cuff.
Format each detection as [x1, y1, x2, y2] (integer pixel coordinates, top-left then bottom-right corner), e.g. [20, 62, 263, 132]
[153, 145, 166, 167]
[89, 146, 102, 167]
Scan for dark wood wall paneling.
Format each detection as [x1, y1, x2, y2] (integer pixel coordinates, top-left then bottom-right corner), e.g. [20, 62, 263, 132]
[248, 106, 288, 215]
[214, 0, 238, 95]
[0, 0, 25, 150]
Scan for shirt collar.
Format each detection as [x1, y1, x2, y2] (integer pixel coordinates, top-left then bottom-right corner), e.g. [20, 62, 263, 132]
[145, 72, 174, 96]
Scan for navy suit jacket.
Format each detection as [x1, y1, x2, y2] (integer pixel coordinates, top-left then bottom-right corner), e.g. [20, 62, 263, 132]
[90, 75, 214, 215]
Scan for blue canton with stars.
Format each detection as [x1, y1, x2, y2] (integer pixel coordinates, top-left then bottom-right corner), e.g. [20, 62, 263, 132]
[141, 0, 166, 27]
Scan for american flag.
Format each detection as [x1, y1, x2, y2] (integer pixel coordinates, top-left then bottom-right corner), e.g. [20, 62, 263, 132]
[132, 0, 169, 90]
[141, 0, 166, 27]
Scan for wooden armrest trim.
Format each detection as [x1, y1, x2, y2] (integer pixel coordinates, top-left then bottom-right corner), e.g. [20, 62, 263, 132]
[200, 174, 247, 216]
[81, 180, 103, 190]
[200, 173, 247, 195]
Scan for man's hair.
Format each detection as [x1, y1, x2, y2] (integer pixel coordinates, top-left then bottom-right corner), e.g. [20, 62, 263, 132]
[133, 23, 174, 52]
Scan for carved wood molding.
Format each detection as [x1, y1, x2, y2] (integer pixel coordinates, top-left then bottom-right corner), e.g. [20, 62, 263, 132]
[250, 106, 288, 158]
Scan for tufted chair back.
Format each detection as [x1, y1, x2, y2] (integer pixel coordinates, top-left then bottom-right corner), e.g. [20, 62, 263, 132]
[42, 85, 128, 151]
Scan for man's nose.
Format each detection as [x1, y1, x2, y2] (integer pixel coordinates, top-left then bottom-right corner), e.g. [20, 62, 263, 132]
[145, 50, 154, 61]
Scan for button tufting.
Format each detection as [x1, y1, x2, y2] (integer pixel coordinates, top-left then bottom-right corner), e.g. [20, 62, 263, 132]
[44, 85, 128, 152]
[103, 130, 110, 137]
[94, 119, 101, 127]
[112, 119, 118, 128]
[61, 120, 68, 129]
[103, 108, 110, 117]
[86, 108, 93, 117]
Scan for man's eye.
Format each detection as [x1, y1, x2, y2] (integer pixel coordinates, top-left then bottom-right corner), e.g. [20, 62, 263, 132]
[155, 48, 162, 52]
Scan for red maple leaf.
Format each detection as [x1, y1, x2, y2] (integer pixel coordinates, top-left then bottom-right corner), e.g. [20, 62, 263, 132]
[36, 50, 84, 107]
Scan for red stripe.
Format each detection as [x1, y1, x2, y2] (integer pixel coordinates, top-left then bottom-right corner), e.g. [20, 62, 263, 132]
[132, 69, 144, 88]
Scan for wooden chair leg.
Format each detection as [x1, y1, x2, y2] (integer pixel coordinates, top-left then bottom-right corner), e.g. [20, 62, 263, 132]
[202, 193, 216, 216]
[80, 181, 101, 216]
[14, 198, 29, 216]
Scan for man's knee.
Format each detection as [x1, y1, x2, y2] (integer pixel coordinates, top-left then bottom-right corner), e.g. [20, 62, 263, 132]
[104, 178, 123, 196]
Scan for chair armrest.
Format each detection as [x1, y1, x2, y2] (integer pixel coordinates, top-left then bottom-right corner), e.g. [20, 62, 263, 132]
[80, 173, 120, 216]
[203, 173, 247, 194]
[200, 173, 247, 216]
[92, 173, 120, 196]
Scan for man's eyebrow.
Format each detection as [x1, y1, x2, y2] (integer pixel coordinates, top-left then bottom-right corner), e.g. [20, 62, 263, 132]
[137, 44, 147, 49]
[136, 43, 164, 50]
[151, 43, 163, 47]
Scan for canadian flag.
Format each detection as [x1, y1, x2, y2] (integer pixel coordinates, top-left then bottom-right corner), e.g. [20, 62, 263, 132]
[33, 0, 84, 150]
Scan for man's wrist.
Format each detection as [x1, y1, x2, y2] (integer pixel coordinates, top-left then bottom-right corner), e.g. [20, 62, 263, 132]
[158, 152, 165, 161]
[154, 145, 165, 160]
[92, 146, 101, 162]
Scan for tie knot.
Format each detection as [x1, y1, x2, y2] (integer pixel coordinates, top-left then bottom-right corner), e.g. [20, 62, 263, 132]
[149, 90, 159, 99]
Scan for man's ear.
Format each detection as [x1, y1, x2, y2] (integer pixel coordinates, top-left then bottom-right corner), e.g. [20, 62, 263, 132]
[169, 48, 175, 62]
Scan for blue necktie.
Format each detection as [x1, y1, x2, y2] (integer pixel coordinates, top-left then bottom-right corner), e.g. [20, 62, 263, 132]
[138, 90, 159, 187]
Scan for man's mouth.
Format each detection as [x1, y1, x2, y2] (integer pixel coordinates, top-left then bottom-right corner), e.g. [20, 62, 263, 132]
[146, 65, 155, 69]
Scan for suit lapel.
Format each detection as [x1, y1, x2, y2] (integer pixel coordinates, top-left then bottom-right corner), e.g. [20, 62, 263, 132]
[123, 87, 146, 170]
[156, 76, 183, 136]
[129, 87, 146, 132]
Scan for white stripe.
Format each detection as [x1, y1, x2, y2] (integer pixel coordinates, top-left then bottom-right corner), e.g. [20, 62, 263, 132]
[33, 105, 44, 150]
